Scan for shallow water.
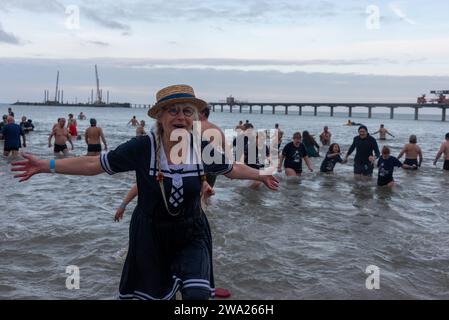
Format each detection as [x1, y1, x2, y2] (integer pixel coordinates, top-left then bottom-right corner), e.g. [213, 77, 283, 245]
[1, 104, 449, 299]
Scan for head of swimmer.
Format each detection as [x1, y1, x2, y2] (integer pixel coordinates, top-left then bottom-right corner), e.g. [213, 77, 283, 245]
[292, 132, 302, 145]
[358, 126, 368, 139]
[155, 102, 198, 138]
[382, 146, 391, 159]
[328, 143, 340, 154]
[58, 118, 66, 128]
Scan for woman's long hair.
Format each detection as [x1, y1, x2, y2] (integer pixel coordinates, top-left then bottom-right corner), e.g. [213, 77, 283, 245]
[302, 130, 315, 147]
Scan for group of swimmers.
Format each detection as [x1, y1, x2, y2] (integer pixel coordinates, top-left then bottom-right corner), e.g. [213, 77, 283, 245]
[7, 84, 449, 301]
[232, 120, 449, 188]
[0, 108, 109, 158]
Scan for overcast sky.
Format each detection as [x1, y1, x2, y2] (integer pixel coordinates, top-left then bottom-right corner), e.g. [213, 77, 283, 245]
[1, 0, 448, 104]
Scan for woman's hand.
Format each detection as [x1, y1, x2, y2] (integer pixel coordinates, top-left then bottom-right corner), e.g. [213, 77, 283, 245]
[114, 207, 125, 222]
[260, 174, 280, 191]
[201, 181, 215, 198]
[11, 153, 47, 182]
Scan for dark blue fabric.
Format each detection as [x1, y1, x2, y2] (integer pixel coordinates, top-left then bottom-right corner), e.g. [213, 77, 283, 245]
[320, 153, 343, 173]
[158, 93, 195, 103]
[347, 135, 380, 165]
[2, 123, 23, 149]
[377, 156, 402, 186]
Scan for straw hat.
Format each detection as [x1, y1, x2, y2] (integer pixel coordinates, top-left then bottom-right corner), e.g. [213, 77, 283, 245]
[148, 84, 208, 119]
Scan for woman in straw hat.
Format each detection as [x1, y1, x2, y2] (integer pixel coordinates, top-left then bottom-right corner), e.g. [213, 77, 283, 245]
[11, 84, 279, 300]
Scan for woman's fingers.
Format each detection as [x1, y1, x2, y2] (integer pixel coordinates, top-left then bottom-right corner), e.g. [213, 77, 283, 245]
[11, 161, 28, 167]
[11, 166, 28, 172]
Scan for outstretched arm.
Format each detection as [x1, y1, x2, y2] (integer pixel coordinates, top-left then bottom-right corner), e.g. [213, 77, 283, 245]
[11, 153, 104, 182]
[225, 163, 279, 190]
[387, 130, 395, 137]
[114, 184, 138, 222]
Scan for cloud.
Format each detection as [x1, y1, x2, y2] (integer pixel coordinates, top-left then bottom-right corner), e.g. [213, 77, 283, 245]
[0, 0, 64, 13]
[0, 23, 21, 45]
[86, 40, 109, 47]
[80, 6, 131, 31]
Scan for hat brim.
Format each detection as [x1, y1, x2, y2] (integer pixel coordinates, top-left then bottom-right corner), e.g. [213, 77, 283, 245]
[148, 97, 208, 119]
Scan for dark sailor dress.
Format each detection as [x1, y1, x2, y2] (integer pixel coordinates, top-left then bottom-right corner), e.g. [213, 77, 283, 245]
[100, 131, 233, 300]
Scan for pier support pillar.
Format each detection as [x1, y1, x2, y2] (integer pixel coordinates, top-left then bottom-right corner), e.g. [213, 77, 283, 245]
[348, 106, 352, 118]
[221, 105, 223, 112]
[368, 107, 372, 118]
[285, 106, 288, 115]
[442, 108, 447, 122]
[230, 105, 233, 113]
[330, 106, 334, 117]
[212, 105, 215, 112]
[299, 106, 302, 116]
[272, 106, 275, 114]
[414, 107, 419, 120]
[239, 105, 242, 113]
[390, 107, 394, 119]
[261, 106, 264, 114]
[314, 106, 318, 116]
[249, 105, 252, 114]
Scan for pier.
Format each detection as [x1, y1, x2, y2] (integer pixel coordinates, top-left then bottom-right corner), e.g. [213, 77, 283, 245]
[207, 102, 448, 121]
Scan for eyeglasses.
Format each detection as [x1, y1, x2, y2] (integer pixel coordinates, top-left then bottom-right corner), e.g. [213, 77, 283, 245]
[164, 106, 194, 117]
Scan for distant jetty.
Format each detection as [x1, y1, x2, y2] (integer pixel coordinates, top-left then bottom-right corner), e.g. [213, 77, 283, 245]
[13, 65, 131, 108]
[208, 95, 449, 121]
[12, 101, 131, 108]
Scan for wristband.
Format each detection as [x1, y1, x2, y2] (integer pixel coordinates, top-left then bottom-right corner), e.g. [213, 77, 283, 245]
[50, 159, 56, 173]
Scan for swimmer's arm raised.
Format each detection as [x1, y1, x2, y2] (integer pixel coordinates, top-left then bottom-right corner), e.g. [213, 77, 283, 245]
[11, 153, 103, 182]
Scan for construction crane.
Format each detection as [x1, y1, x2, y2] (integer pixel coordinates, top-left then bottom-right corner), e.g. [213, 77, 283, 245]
[95, 64, 103, 104]
[54, 71, 59, 102]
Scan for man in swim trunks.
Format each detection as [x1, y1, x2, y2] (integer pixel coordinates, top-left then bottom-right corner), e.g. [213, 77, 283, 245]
[48, 118, 73, 156]
[2, 116, 26, 157]
[373, 124, 394, 141]
[85, 118, 107, 156]
[433, 132, 449, 170]
[319, 126, 332, 146]
[397, 135, 422, 170]
[344, 125, 380, 177]
[128, 116, 139, 126]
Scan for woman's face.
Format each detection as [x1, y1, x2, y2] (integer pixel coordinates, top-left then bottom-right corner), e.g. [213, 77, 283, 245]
[158, 103, 195, 134]
[333, 144, 340, 153]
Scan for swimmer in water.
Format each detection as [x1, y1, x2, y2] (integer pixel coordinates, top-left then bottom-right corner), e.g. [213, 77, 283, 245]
[433, 132, 449, 170]
[320, 143, 347, 173]
[373, 124, 394, 141]
[377, 146, 403, 187]
[278, 132, 313, 177]
[397, 135, 422, 170]
[128, 116, 139, 127]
